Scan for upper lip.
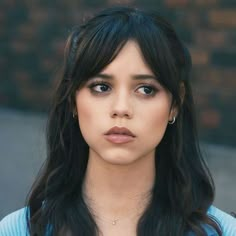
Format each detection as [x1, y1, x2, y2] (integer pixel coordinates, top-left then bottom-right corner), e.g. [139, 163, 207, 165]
[105, 126, 136, 137]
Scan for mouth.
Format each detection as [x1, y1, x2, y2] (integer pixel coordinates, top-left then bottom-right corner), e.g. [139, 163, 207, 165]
[104, 126, 136, 144]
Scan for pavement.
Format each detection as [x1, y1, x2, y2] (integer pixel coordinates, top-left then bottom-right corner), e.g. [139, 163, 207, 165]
[0, 108, 235, 219]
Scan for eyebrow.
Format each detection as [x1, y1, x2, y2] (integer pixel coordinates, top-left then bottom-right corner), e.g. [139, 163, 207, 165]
[91, 73, 157, 81]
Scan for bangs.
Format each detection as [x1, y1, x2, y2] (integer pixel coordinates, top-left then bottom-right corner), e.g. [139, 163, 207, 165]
[70, 7, 185, 99]
[71, 13, 130, 87]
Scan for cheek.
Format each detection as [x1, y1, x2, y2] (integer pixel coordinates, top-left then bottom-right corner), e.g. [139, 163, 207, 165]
[147, 113, 169, 135]
[141, 101, 170, 125]
[75, 93, 92, 133]
[76, 90, 95, 121]
[75, 93, 105, 144]
[139, 101, 170, 140]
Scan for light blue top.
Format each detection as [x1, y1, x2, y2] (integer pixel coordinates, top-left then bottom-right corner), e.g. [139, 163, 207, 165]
[0, 205, 236, 235]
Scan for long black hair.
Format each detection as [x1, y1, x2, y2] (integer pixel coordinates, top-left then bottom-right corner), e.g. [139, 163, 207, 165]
[26, 6, 222, 236]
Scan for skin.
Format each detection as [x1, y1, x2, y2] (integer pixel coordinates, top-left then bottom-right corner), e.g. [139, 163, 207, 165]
[75, 40, 177, 235]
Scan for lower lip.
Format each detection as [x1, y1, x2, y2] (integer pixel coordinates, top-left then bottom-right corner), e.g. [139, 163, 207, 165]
[104, 134, 135, 144]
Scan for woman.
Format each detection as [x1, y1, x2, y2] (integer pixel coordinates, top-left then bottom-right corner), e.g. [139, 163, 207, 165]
[1, 6, 236, 236]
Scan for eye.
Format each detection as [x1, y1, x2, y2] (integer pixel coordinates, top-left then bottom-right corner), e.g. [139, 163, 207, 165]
[89, 83, 111, 93]
[137, 85, 157, 96]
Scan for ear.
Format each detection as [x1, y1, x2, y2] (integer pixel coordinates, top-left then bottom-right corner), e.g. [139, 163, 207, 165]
[73, 107, 77, 117]
[169, 104, 178, 123]
[168, 82, 185, 122]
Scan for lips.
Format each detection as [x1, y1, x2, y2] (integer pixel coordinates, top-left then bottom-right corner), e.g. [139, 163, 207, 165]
[104, 126, 136, 144]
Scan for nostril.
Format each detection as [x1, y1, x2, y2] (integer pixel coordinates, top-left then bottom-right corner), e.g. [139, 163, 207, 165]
[111, 111, 132, 119]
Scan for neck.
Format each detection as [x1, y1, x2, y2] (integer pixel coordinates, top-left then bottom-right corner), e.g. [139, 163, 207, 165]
[82, 150, 155, 225]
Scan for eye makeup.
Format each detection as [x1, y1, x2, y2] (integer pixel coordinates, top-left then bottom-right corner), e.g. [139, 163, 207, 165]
[85, 76, 162, 98]
[87, 79, 111, 95]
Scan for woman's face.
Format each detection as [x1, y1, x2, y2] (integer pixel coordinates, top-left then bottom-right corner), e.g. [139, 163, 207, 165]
[75, 41, 176, 165]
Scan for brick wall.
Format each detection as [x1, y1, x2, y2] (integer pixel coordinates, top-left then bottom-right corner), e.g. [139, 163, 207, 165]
[0, 0, 235, 146]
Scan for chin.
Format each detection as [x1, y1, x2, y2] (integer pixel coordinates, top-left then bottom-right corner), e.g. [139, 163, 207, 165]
[89, 148, 151, 166]
[101, 154, 143, 166]
[102, 157, 132, 165]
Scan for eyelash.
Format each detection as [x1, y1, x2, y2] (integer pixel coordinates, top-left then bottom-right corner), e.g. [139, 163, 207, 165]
[137, 85, 158, 96]
[88, 81, 111, 94]
[87, 80, 158, 97]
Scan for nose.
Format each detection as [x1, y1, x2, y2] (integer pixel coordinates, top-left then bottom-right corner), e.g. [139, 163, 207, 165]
[110, 91, 133, 119]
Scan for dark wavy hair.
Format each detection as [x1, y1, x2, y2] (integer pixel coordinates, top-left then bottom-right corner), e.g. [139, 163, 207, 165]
[26, 6, 222, 236]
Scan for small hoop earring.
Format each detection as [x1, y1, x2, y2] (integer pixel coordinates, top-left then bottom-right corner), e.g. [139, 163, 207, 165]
[168, 116, 176, 125]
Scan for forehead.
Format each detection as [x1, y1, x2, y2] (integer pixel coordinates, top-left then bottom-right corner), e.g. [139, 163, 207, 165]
[101, 40, 154, 75]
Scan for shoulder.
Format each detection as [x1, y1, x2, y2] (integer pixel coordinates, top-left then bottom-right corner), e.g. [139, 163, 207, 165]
[207, 205, 236, 235]
[0, 207, 29, 236]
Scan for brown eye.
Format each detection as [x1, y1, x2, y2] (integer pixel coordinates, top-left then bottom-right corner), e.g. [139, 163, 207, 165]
[137, 86, 157, 96]
[89, 83, 111, 93]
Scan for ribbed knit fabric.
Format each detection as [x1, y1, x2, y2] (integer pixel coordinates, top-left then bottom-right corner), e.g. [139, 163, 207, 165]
[0, 205, 236, 235]
[208, 206, 236, 235]
[0, 207, 28, 236]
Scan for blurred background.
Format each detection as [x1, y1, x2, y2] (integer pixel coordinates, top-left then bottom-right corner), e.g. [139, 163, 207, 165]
[0, 0, 235, 219]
